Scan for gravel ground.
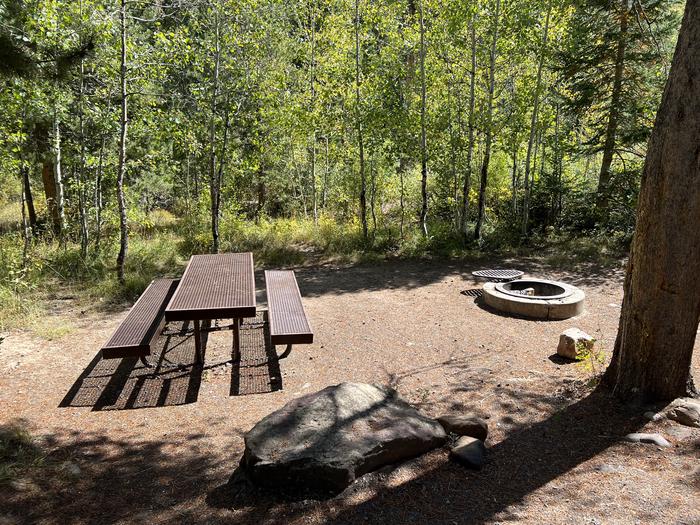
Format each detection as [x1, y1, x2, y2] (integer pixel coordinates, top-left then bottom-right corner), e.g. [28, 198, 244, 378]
[1, 257, 699, 525]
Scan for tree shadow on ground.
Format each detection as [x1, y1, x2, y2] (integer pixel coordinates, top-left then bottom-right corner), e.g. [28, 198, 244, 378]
[205, 385, 654, 524]
[5, 385, 685, 524]
[293, 257, 625, 299]
[1, 420, 232, 525]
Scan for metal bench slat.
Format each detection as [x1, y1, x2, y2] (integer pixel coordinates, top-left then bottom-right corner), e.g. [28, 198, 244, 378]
[101, 279, 179, 359]
[265, 270, 313, 346]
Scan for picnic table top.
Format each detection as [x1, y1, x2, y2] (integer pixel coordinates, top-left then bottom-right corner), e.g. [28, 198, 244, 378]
[164, 252, 257, 321]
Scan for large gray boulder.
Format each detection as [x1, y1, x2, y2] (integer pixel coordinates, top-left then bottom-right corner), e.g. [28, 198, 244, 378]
[241, 382, 447, 491]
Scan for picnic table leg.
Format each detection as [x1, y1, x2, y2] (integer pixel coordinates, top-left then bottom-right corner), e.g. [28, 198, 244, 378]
[193, 319, 203, 364]
[233, 318, 241, 360]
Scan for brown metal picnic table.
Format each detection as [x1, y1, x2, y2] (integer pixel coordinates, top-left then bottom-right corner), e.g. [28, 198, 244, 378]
[164, 252, 256, 362]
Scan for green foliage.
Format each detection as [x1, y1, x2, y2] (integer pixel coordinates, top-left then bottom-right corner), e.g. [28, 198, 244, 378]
[575, 336, 605, 386]
[0, 0, 683, 328]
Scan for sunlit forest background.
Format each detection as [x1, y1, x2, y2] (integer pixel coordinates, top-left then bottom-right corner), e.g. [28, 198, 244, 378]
[0, 0, 683, 328]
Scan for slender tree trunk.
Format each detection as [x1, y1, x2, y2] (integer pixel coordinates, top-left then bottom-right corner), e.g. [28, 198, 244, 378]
[309, 3, 318, 225]
[94, 135, 104, 253]
[474, 0, 500, 241]
[522, 2, 551, 238]
[399, 158, 406, 239]
[322, 134, 329, 209]
[597, 0, 628, 214]
[461, 19, 477, 241]
[52, 116, 65, 238]
[19, 115, 30, 263]
[511, 144, 518, 215]
[354, 0, 367, 240]
[603, 2, 700, 402]
[209, 10, 221, 253]
[554, 101, 562, 219]
[22, 166, 37, 236]
[418, 0, 428, 237]
[78, 58, 89, 257]
[116, 0, 129, 284]
[370, 156, 377, 234]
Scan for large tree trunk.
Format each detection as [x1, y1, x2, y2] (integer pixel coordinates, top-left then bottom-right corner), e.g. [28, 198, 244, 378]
[597, 0, 628, 214]
[474, 0, 500, 241]
[460, 19, 477, 241]
[418, 0, 428, 237]
[522, 2, 551, 238]
[116, 0, 129, 284]
[354, 0, 367, 240]
[602, 2, 700, 402]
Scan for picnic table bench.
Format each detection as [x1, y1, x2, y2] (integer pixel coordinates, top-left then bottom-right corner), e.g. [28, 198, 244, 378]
[101, 253, 314, 367]
[101, 278, 179, 362]
[265, 270, 313, 358]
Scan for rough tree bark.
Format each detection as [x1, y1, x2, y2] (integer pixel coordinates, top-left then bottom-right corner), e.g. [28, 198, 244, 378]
[603, 2, 700, 402]
[474, 0, 500, 241]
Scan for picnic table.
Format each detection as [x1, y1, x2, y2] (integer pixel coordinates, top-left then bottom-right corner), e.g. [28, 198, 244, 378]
[100, 251, 314, 366]
[165, 252, 257, 362]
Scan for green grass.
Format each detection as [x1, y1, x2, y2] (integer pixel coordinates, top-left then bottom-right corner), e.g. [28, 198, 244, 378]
[0, 211, 627, 335]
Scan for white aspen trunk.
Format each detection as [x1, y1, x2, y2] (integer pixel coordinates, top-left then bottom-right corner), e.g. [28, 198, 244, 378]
[116, 0, 128, 283]
[474, 0, 500, 241]
[522, 2, 551, 237]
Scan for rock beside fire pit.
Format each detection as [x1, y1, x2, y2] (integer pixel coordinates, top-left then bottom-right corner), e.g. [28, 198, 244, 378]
[557, 328, 595, 360]
[240, 382, 447, 492]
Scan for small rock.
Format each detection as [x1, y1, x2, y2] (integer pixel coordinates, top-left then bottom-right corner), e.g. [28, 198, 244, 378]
[450, 436, 485, 469]
[437, 415, 488, 441]
[666, 398, 700, 428]
[643, 411, 663, 422]
[60, 461, 81, 476]
[624, 433, 671, 448]
[557, 328, 594, 360]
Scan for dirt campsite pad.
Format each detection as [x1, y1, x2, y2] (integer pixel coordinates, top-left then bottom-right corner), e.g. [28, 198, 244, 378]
[1, 259, 699, 524]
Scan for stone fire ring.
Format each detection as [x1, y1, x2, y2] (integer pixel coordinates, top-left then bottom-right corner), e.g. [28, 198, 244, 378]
[482, 278, 585, 320]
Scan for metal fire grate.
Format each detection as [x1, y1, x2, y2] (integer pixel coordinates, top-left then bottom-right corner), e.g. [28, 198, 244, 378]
[471, 269, 524, 282]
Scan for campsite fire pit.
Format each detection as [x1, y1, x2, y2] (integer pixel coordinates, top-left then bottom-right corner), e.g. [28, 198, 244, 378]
[482, 278, 584, 320]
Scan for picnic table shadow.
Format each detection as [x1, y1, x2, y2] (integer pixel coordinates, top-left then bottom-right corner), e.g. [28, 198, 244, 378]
[59, 318, 283, 411]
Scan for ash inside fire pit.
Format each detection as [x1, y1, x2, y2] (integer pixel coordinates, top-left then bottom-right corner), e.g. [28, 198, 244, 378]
[496, 280, 571, 300]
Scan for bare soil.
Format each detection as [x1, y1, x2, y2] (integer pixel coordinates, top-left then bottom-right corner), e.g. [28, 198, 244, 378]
[1, 257, 699, 525]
